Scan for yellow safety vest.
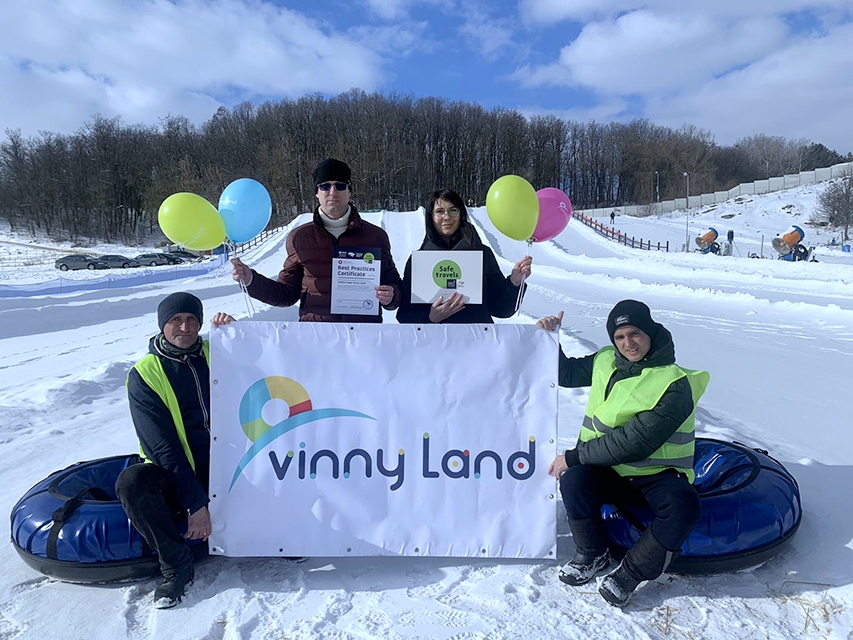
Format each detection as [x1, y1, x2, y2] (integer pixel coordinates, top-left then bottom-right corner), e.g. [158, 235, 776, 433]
[131, 341, 210, 471]
[579, 347, 709, 483]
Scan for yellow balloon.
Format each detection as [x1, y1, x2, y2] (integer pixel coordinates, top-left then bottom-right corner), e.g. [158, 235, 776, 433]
[158, 193, 226, 251]
[486, 175, 540, 241]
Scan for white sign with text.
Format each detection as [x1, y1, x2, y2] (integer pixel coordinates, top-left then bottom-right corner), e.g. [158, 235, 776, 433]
[330, 247, 381, 315]
[209, 322, 557, 558]
[410, 250, 484, 305]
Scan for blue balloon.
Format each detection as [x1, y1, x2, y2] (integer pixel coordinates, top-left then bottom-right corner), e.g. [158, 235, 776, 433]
[218, 178, 272, 243]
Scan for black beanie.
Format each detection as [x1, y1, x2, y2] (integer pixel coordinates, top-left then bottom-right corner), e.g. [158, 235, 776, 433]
[313, 158, 351, 187]
[157, 292, 203, 331]
[606, 299, 661, 344]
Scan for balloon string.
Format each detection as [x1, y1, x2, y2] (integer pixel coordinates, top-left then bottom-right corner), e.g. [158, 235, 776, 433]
[240, 279, 255, 318]
[514, 240, 533, 314]
[229, 241, 255, 318]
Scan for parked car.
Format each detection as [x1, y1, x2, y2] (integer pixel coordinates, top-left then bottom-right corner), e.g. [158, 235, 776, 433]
[55, 255, 110, 271]
[167, 249, 202, 262]
[134, 252, 184, 266]
[97, 254, 143, 269]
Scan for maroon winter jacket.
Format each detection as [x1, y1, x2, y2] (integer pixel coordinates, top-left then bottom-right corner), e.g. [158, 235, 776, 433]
[246, 206, 403, 322]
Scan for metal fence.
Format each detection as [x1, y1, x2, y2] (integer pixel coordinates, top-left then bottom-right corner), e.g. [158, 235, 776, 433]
[577, 160, 853, 218]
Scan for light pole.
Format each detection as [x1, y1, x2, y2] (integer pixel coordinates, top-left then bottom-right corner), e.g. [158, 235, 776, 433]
[683, 171, 690, 251]
[654, 171, 660, 214]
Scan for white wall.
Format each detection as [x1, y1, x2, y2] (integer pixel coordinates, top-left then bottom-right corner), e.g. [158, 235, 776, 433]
[578, 161, 853, 218]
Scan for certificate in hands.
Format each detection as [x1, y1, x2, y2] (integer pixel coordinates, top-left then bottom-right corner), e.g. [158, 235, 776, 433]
[331, 247, 382, 315]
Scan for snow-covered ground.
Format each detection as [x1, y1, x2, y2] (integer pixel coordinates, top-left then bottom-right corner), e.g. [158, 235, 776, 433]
[1, 183, 852, 639]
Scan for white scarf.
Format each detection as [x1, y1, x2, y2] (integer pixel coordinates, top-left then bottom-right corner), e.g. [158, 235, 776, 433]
[319, 206, 351, 239]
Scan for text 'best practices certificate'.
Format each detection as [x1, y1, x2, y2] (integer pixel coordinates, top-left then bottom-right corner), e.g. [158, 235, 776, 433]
[331, 247, 382, 315]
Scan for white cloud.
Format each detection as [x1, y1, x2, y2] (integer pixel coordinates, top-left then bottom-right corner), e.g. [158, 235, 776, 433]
[519, 0, 853, 25]
[517, 99, 631, 125]
[459, 18, 517, 59]
[363, 0, 411, 21]
[510, 62, 574, 88]
[519, 0, 624, 24]
[648, 21, 853, 152]
[349, 21, 430, 58]
[0, 0, 385, 135]
[515, 11, 787, 95]
[512, 7, 853, 152]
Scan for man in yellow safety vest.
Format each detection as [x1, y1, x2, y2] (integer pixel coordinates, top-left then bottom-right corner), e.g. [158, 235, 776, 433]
[539, 300, 709, 606]
[116, 292, 234, 609]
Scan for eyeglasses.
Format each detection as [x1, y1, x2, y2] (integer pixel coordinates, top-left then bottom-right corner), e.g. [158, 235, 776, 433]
[433, 207, 460, 218]
[318, 182, 349, 192]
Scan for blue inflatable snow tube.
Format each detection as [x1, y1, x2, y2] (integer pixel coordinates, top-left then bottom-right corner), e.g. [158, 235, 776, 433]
[601, 438, 802, 574]
[10, 455, 205, 583]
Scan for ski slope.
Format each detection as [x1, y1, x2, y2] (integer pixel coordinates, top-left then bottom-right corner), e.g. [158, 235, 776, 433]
[0, 184, 852, 639]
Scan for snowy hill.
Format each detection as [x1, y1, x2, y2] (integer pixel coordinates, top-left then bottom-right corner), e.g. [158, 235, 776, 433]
[1, 183, 852, 639]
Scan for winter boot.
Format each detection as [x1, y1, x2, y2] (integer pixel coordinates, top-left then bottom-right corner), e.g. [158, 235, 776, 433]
[559, 549, 611, 586]
[559, 518, 611, 586]
[598, 561, 641, 606]
[153, 563, 194, 609]
[598, 528, 678, 607]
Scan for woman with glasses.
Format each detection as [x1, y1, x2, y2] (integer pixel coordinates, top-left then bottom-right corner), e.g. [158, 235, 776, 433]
[396, 189, 532, 324]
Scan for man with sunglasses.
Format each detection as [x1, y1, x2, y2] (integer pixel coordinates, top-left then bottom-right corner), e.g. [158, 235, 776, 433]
[232, 158, 403, 322]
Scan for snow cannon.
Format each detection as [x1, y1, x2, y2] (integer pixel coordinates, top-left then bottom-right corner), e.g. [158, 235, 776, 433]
[771, 226, 804, 256]
[695, 228, 718, 250]
[695, 228, 720, 254]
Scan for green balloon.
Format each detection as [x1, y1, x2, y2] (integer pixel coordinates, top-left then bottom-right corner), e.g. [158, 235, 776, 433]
[486, 175, 540, 241]
[158, 192, 226, 251]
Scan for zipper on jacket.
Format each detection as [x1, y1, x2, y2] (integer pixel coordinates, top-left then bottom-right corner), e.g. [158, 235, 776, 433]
[186, 355, 210, 431]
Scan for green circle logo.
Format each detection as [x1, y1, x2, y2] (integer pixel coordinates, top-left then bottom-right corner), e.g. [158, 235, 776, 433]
[433, 260, 462, 288]
[363, 253, 375, 264]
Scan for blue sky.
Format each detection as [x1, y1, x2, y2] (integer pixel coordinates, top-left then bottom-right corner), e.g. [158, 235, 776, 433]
[2, 0, 852, 153]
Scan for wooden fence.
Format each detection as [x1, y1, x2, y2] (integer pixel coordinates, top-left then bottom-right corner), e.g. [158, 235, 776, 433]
[574, 212, 670, 252]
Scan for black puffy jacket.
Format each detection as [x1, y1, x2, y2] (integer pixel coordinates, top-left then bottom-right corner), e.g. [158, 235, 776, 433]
[396, 220, 523, 324]
[127, 335, 210, 514]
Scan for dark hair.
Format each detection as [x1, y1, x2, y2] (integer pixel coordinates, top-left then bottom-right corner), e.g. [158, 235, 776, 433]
[425, 189, 468, 236]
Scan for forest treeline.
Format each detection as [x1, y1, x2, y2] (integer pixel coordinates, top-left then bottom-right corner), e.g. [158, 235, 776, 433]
[0, 89, 850, 244]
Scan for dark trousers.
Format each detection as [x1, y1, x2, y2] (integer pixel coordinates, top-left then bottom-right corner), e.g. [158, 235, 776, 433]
[115, 463, 194, 576]
[560, 464, 701, 551]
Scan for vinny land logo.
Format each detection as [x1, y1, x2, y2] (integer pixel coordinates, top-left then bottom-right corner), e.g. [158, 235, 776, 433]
[230, 376, 375, 491]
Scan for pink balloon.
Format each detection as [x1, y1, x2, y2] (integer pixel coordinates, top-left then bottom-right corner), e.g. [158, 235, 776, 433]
[532, 187, 572, 242]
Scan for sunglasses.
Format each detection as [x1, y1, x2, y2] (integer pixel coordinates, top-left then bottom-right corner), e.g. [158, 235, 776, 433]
[318, 182, 349, 192]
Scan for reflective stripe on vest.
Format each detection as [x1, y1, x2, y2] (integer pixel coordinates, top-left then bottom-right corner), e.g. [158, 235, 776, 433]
[131, 341, 210, 471]
[580, 346, 709, 483]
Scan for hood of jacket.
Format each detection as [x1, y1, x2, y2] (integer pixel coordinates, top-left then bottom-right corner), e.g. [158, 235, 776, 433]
[421, 213, 484, 251]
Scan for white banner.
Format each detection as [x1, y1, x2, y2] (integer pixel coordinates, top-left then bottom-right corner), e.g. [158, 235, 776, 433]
[209, 322, 558, 559]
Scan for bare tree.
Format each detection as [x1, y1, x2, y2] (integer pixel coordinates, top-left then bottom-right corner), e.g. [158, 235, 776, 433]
[1, 90, 850, 243]
[816, 173, 853, 241]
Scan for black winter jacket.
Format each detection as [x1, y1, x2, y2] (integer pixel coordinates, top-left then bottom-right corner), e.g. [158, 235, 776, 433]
[127, 335, 210, 514]
[396, 221, 524, 324]
[558, 327, 694, 468]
